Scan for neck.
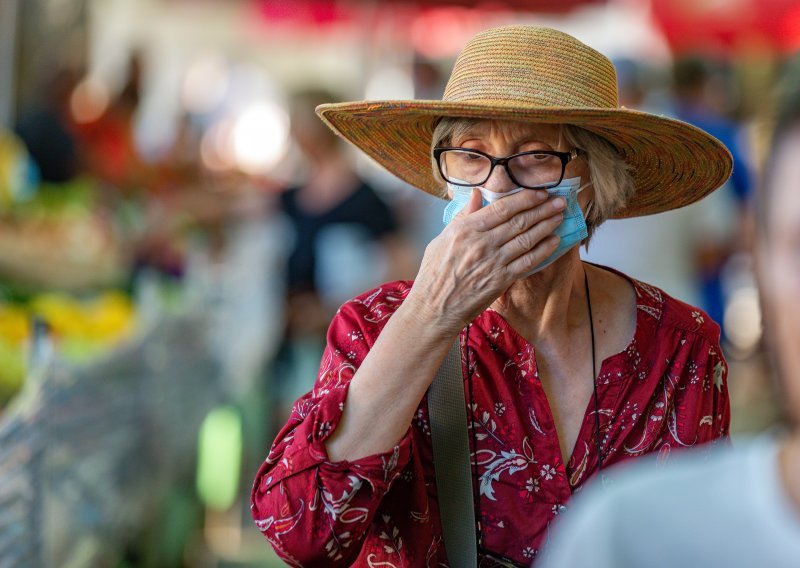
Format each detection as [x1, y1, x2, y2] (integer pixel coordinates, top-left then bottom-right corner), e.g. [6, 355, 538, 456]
[490, 251, 587, 345]
[780, 429, 800, 514]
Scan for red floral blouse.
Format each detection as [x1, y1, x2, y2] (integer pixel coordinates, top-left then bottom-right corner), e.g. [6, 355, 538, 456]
[251, 271, 730, 567]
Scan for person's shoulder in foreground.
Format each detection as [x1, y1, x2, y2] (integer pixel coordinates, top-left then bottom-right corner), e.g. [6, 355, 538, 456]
[539, 433, 800, 568]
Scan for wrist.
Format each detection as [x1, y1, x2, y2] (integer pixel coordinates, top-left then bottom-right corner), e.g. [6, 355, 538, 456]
[397, 290, 461, 341]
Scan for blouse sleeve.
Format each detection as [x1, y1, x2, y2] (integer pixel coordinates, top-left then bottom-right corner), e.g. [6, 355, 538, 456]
[250, 298, 414, 567]
[665, 331, 731, 449]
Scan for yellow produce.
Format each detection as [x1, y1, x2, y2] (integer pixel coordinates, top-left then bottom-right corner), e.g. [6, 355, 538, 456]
[0, 290, 138, 407]
[84, 291, 136, 343]
[0, 305, 30, 345]
[30, 293, 87, 339]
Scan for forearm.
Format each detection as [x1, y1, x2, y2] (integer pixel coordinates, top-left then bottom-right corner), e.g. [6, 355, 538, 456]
[326, 298, 457, 462]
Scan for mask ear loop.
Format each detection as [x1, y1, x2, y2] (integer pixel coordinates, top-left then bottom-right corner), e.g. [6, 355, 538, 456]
[576, 179, 594, 248]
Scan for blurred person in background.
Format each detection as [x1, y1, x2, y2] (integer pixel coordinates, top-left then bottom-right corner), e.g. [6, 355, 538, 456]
[582, 57, 706, 306]
[269, 88, 415, 432]
[73, 54, 150, 194]
[672, 56, 754, 334]
[672, 56, 752, 207]
[251, 26, 733, 566]
[14, 68, 80, 184]
[540, 55, 800, 568]
[584, 57, 746, 313]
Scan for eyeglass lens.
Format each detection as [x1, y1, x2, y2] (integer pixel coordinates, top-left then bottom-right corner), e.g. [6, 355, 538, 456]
[441, 150, 563, 188]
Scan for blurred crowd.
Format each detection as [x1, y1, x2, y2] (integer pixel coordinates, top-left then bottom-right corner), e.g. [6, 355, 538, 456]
[4, 42, 779, 428]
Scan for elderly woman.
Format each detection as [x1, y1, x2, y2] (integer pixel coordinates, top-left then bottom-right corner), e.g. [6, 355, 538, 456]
[252, 26, 732, 567]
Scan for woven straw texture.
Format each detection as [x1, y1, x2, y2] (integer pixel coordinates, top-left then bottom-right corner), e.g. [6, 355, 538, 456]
[317, 25, 733, 218]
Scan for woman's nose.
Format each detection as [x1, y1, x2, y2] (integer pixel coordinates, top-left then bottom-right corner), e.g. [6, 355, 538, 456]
[482, 163, 518, 192]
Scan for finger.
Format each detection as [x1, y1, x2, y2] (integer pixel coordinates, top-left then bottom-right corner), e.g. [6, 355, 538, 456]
[490, 196, 566, 245]
[506, 235, 560, 276]
[499, 212, 563, 261]
[468, 189, 548, 231]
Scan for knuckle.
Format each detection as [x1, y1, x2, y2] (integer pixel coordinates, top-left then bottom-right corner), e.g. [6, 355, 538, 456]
[492, 199, 512, 219]
[464, 249, 483, 266]
[474, 217, 491, 232]
[513, 232, 534, 252]
[508, 213, 527, 234]
[473, 240, 491, 258]
[448, 222, 468, 239]
[526, 238, 556, 263]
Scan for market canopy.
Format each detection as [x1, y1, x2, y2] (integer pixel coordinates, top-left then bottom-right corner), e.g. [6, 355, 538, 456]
[650, 0, 800, 55]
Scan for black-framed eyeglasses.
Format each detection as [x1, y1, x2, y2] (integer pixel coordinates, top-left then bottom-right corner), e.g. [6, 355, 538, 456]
[433, 147, 583, 190]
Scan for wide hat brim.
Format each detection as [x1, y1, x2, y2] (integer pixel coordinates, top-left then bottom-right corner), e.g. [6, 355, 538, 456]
[317, 100, 733, 219]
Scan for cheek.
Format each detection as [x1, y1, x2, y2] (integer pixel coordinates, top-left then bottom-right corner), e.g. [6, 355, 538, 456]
[578, 186, 594, 211]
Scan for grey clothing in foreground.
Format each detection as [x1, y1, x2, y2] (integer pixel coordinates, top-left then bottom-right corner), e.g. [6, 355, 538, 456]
[539, 436, 800, 568]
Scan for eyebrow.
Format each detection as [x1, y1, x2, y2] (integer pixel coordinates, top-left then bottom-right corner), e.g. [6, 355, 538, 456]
[455, 123, 560, 148]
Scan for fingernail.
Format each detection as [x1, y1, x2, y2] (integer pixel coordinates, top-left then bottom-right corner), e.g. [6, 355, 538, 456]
[552, 197, 566, 209]
[535, 190, 548, 200]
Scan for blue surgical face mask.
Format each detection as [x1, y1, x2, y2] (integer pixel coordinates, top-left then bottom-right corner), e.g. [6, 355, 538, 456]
[442, 176, 591, 275]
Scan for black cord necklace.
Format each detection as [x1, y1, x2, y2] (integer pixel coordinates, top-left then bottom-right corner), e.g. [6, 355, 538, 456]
[585, 266, 605, 471]
[467, 266, 606, 566]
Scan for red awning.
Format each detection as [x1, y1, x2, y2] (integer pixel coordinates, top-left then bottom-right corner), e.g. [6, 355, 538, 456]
[253, 0, 607, 29]
[651, 0, 800, 55]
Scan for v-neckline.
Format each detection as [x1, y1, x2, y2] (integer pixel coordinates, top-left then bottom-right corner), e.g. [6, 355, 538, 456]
[481, 265, 646, 473]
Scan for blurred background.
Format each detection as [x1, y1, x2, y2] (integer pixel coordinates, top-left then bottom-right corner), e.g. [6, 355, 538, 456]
[0, 0, 795, 566]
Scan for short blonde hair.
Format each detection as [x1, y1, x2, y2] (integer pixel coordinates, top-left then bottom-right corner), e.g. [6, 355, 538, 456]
[431, 118, 635, 240]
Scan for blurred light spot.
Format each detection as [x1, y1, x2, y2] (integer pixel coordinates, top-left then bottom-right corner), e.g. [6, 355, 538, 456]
[70, 78, 110, 124]
[724, 287, 762, 356]
[231, 102, 289, 175]
[365, 67, 414, 100]
[197, 405, 242, 511]
[200, 119, 235, 172]
[182, 53, 229, 115]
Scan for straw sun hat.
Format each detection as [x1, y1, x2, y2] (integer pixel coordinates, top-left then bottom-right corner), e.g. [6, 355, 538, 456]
[317, 25, 733, 218]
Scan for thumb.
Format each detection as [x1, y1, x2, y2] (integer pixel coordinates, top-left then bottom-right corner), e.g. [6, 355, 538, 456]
[456, 188, 483, 218]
